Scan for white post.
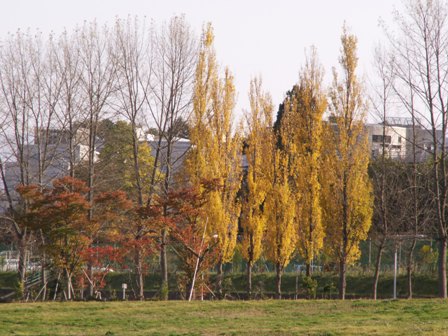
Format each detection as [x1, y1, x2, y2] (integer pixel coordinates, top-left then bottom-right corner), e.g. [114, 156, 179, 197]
[122, 283, 127, 300]
[393, 245, 397, 299]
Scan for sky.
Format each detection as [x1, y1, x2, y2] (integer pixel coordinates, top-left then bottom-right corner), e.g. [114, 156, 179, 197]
[0, 0, 404, 120]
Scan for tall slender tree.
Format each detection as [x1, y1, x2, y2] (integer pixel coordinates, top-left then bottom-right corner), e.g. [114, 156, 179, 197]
[240, 77, 274, 297]
[77, 21, 117, 297]
[186, 24, 242, 298]
[145, 17, 197, 299]
[276, 48, 327, 277]
[265, 150, 296, 299]
[0, 30, 65, 296]
[385, 0, 448, 298]
[110, 18, 153, 299]
[322, 26, 373, 300]
[369, 46, 395, 300]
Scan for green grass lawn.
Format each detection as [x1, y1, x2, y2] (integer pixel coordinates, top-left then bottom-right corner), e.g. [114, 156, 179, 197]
[1, 300, 448, 335]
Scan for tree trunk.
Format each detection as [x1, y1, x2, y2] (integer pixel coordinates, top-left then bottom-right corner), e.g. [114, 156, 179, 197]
[407, 238, 417, 299]
[87, 106, 98, 299]
[41, 254, 47, 301]
[438, 237, 447, 298]
[216, 260, 223, 299]
[135, 247, 144, 301]
[373, 237, 385, 300]
[88, 265, 94, 297]
[160, 228, 168, 300]
[131, 124, 143, 206]
[339, 258, 346, 300]
[247, 260, 252, 299]
[39, 230, 47, 301]
[340, 172, 348, 301]
[17, 237, 27, 298]
[305, 262, 311, 277]
[275, 262, 282, 299]
[66, 269, 72, 301]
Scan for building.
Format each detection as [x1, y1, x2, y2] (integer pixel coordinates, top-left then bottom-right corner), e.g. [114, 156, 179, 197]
[366, 117, 444, 162]
[367, 122, 407, 160]
[147, 135, 191, 176]
[1, 128, 94, 206]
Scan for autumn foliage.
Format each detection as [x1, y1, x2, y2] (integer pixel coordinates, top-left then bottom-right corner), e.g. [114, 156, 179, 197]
[4, 23, 375, 302]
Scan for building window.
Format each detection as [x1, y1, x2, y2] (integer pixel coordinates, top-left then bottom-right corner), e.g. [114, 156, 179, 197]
[372, 135, 392, 144]
[398, 136, 402, 143]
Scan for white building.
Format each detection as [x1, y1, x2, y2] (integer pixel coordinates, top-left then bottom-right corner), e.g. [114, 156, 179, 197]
[366, 118, 444, 162]
[367, 123, 407, 160]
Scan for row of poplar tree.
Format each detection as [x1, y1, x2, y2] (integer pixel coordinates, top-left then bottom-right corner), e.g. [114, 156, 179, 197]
[185, 25, 371, 301]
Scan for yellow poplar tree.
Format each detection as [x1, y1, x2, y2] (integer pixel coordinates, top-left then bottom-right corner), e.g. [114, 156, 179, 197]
[322, 26, 373, 300]
[265, 150, 296, 299]
[210, 68, 242, 295]
[186, 24, 242, 297]
[278, 48, 327, 277]
[240, 77, 274, 297]
[186, 23, 216, 188]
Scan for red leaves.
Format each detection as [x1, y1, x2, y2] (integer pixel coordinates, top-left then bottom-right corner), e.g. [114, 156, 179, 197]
[94, 190, 133, 211]
[121, 236, 154, 255]
[81, 245, 123, 265]
[14, 175, 223, 294]
[52, 176, 89, 194]
[79, 245, 123, 290]
[16, 176, 136, 281]
[162, 184, 219, 278]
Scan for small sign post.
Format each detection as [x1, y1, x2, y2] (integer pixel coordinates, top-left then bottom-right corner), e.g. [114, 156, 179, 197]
[122, 283, 127, 300]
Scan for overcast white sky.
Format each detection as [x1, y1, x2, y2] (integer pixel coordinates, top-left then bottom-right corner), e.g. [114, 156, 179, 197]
[0, 0, 404, 119]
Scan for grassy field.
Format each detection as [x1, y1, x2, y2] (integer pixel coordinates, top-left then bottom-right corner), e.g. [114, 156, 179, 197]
[1, 300, 448, 335]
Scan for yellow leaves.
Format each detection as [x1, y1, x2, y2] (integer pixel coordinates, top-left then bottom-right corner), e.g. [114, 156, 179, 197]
[123, 142, 158, 197]
[187, 25, 373, 276]
[339, 24, 359, 84]
[203, 23, 214, 47]
[322, 27, 373, 266]
[187, 23, 242, 263]
[323, 151, 372, 263]
[265, 151, 296, 269]
[241, 77, 273, 265]
[330, 26, 366, 131]
[275, 50, 327, 267]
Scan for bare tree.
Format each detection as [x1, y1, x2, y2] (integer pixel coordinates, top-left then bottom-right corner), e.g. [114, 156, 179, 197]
[111, 16, 154, 300]
[0, 31, 35, 296]
[77, 21, 117, 297]
[0, 30, 65, 297]
[385, 0, 448, 298]
[145, 16, 197, 299]
[390, 38, 433, 298]
[369, 46, 396, 300]
[54, 29, 87, 179]
[0, 16, 197, 301]
[112, 17, 153, 205]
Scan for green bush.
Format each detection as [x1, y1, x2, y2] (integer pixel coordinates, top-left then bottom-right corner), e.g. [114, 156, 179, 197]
[15, 280, 24, 300]
[322, 280, 336, 299]
[159, 282, 169, 300]
[302, 276, 318, 299]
